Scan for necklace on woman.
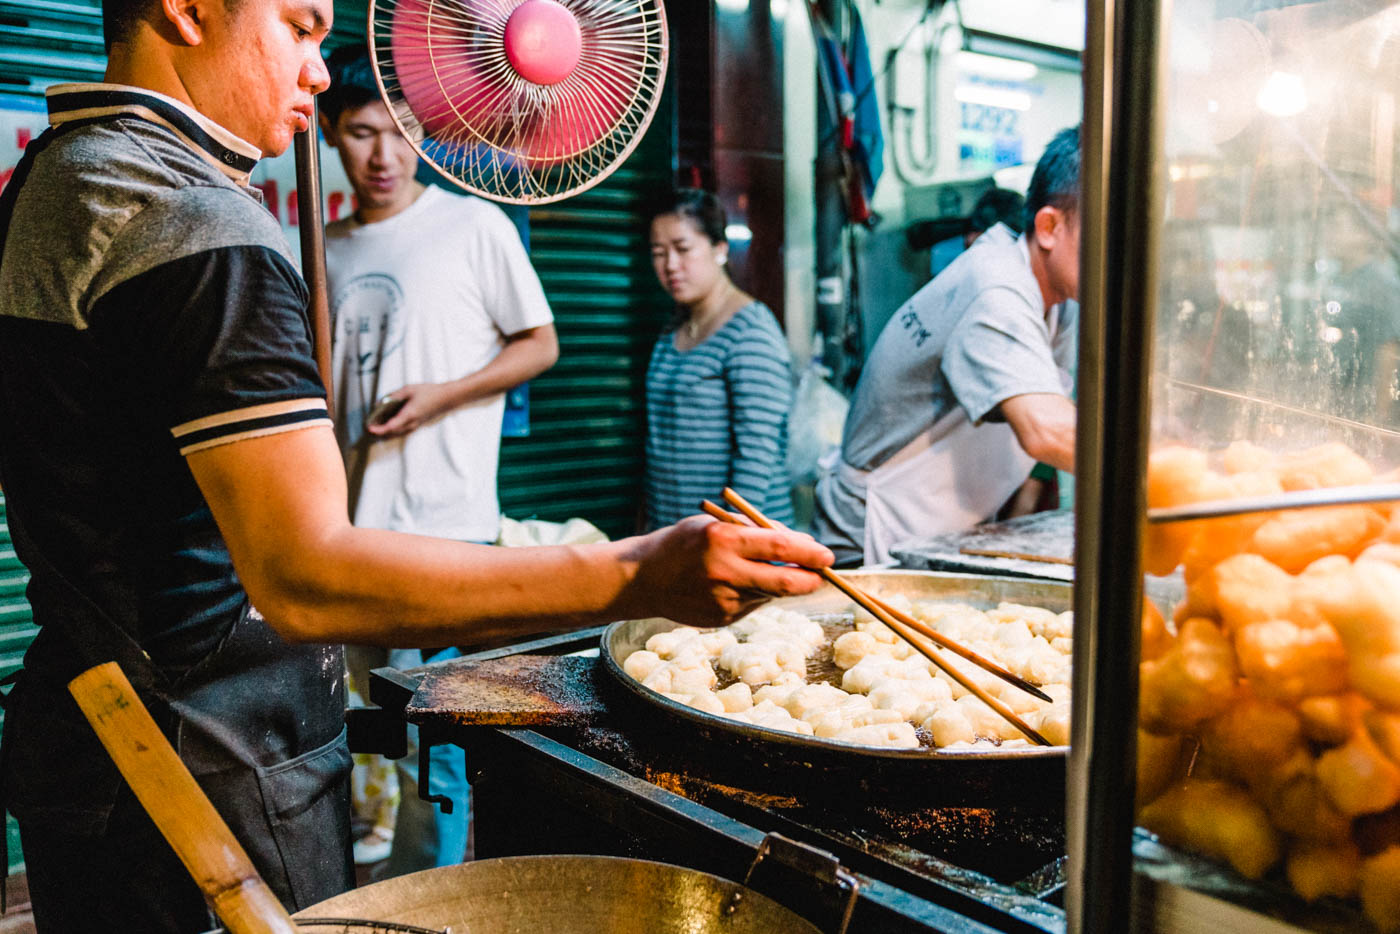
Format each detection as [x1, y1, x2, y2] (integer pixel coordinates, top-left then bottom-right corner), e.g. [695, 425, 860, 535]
[683, 284, 737, 341]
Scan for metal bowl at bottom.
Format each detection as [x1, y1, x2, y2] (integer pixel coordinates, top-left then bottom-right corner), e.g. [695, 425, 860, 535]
[294, 854, 821, 933]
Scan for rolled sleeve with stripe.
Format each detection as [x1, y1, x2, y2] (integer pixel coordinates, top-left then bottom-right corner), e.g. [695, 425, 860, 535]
[89, 243, 331, 456]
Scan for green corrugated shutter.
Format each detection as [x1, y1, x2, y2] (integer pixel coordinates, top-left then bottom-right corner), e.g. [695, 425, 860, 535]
[0, 0, 102, 98]
[1, 493, 34, 872]
[0, 0, 99, 875]
[328, 0, 366, 51]
[502, 100, 674, 539]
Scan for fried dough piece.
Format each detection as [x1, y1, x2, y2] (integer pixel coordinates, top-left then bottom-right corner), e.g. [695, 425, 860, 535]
[1277, 442, 1374, 491]
[1317, 727, 1400, 817]
[716, 682, 753, 713]
[1139, 778, 1282, 879]
[1141, 600, 1174, 662]
[1287, 840, 1361, 902]
[1360, 846, 1400, 934]
[1299, 693, 1372, 747]
[1367, 710, 1400, 765]
[1033, 704, 1071, 747]
[1179, 473, 1285, 582]
[1198, 687, 1305, 784]
[1234, 619, 1348, 703]
[1136, 729, 1191, 810]
[1257, 751, 1353, 843]
[1249, 505, 1387, 573]
[645, 626, 703, 658]
[1360, 542, 1400, 568]
[623, 649, 664, 682]
[1139, 617, 1239, 734]
[832, 630, 886, 669]
[1181, 553, 1295, 634]
[1308, 558, 1400, 710]
[1144, 447, 1212, 577]
[1221, 441, 1278, 475]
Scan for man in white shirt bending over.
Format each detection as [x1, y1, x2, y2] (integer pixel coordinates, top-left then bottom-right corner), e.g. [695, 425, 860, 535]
[814, 127, 1080, 567]
[320, 45, 559, 875]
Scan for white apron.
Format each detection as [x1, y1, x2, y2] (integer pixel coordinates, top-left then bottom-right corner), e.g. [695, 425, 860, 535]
[839, 408, 1035, 566]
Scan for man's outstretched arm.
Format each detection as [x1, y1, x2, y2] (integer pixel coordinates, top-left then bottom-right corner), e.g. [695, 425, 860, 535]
[1000, 392, 1076, 473]
[187, 424, 831, 646]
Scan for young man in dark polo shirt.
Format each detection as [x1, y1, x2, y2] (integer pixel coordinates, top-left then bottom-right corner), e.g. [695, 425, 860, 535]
[0, 0, 832, 929]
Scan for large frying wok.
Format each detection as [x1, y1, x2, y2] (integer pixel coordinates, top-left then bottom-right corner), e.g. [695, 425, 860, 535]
[600, 570, 1071, 807]
[294, 855, 823, 933]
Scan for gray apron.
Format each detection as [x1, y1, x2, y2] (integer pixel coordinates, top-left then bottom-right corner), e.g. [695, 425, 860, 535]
[0, 118, 353, 919]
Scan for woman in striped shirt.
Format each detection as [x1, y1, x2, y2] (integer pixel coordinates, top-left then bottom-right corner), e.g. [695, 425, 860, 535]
[643, 189, 795, 530]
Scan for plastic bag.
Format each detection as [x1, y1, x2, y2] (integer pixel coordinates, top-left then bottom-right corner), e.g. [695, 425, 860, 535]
[497, 516, 609, 547]
[787, 361, 850, 486]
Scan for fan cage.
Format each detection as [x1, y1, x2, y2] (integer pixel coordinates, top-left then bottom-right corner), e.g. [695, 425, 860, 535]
[368, 0, 669, 205]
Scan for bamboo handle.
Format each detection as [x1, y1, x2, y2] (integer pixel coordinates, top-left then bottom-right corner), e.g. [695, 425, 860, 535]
[68, 662, 298, 934]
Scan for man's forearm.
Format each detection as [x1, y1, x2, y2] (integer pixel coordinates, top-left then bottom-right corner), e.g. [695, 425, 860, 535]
[441, 325, 558, 409]
[1000, 392, 1076, 472]
[188, 425, 830, 647]
[261, 526, 642, 647]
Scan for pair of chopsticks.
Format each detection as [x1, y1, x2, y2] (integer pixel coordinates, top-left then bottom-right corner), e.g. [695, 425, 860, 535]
[704, 488, 1054, 747]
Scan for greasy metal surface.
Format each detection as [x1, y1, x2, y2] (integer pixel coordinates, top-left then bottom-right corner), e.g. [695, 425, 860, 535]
[405, 655, 603, 728]
[294, 855, 822, 933]
[892, 512, 1075, 583]
[602, 569, 1072, 765]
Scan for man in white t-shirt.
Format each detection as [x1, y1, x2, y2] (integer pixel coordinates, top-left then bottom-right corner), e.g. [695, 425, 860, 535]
[320, 46, 558, 875]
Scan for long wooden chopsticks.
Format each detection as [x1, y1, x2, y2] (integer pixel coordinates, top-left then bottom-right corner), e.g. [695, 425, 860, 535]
[700, 496, 1052, 703]
[708, 489, 1053, 746]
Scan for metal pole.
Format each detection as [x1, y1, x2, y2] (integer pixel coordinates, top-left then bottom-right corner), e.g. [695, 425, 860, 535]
[294, 99, 334, 419]
[1066, 0, 1165, 929]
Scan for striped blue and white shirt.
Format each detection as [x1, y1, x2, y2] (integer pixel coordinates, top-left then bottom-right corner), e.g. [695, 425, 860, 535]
[644, 301, 795, 530]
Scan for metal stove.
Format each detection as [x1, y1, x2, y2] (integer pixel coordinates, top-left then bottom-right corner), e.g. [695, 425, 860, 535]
[357, 629, 1069, 934]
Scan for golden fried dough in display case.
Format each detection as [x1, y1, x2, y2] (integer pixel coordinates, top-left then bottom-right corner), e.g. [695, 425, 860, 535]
[1136, 443, 1400, 928]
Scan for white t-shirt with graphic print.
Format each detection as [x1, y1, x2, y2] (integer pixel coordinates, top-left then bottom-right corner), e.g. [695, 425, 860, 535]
[327, 185, 553, 542]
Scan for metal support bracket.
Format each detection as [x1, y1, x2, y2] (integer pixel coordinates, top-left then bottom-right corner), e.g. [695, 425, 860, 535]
[416, 724, 453, 814]
[346, 666, 420, 758]
[732, 832, 860, 934]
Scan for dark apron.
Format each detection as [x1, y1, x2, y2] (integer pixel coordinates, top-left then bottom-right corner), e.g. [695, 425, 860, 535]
[0, 119, 353, 920]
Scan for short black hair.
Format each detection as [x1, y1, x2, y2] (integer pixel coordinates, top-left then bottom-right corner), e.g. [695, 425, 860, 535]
[321, 44, 382, 127]
[103, 0, 243, 52]
[646, 188, 727, 244]
[1025, 126, 1080, 231]
[968, 187, 1026, 236]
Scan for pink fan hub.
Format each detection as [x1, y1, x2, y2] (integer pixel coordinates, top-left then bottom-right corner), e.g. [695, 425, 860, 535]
[504, 0, 582, 86]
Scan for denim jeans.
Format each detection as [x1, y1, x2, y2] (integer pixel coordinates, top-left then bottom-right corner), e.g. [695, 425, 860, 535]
[382, 646, 471, 877]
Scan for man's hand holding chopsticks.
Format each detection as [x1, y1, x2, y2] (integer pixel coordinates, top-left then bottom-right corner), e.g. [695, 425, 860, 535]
[619, 515, 834, 628]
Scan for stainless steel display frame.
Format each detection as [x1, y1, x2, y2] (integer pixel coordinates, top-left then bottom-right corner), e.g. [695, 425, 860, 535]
[1067, 0, 1166, 931]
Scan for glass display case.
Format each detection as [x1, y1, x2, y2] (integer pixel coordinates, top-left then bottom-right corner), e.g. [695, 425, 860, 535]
[1070, 1, 1400, 931]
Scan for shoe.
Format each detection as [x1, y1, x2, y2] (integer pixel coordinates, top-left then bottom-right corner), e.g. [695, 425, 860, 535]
[353, 828, 394, 865]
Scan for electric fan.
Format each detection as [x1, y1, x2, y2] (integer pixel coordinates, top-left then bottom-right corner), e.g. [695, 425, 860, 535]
[368, 0, 669, 204]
